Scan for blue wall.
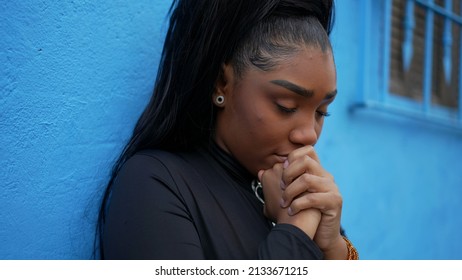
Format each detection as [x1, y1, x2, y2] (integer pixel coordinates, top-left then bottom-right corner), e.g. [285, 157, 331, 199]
[318, 0, 462, 259]
[1, 0, 461, 259]
[1, 1, 171, 259]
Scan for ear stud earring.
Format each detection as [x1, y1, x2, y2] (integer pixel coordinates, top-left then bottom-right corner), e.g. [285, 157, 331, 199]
[215, 95, 225, 105]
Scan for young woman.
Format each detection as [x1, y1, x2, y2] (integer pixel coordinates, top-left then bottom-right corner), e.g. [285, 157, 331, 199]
[98, 0, 358, 260]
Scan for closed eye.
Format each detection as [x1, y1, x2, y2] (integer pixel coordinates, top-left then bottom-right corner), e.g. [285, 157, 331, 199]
[316, 110, 331, 117]
[276, 104, 297, 114]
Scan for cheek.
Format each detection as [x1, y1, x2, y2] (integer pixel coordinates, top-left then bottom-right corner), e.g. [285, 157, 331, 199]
[229, 93, 263, 130]
[239, 103, 283, 143]
[228, 99, 283, 157]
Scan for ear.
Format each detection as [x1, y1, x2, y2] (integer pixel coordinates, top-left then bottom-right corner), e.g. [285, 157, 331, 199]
[213, 63, 234, 107]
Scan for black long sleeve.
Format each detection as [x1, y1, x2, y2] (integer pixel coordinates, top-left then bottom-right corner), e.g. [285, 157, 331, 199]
[102, 147, 323, 259]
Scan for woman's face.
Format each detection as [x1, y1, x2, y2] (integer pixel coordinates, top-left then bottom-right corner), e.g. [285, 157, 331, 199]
[214, 46, 337, 176]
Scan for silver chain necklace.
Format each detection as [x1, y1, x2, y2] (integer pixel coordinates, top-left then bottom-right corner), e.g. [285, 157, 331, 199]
[251, 179, 265, 204]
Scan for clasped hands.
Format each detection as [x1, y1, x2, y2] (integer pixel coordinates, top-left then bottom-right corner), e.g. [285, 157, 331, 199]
[258, 146, 345, 259]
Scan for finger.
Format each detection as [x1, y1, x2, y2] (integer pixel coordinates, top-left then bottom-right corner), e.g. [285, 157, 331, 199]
[258, 170, 264, 181]
[281, 174, 333, 207]
[287, 145, 320, 164]
[288, 192, 343, 216]
[260, 163, 284, 201]
[260, 163, 283, 184]
[282, 155, 326, 186]
[259, 163, 284, 222]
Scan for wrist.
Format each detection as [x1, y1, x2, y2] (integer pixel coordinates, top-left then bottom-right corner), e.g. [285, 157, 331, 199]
[277, 209, 321, 239]
[322, 234, 348, 260]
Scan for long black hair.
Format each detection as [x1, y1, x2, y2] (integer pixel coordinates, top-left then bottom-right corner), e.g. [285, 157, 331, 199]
[97, 0, 334, 258]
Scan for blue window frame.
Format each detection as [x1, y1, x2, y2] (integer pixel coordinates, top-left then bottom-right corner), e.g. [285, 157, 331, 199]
[356, 0, 462, 129]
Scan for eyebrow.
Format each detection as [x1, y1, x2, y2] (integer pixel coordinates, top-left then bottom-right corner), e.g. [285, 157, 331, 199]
[324, 89, 337, 100]
[270, 80, 314, 97]
[270, 79, 337, 100]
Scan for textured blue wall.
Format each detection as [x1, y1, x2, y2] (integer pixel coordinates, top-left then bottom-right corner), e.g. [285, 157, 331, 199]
[317, 0, 462, 259]
[1, 1, 172, 259]
[1, 0, 461, 260]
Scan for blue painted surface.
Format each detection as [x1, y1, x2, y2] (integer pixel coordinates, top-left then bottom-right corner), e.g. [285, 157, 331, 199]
[322, 0, 462, 259]
[1, 0, 461, 260]
[1, 1, 171, 259]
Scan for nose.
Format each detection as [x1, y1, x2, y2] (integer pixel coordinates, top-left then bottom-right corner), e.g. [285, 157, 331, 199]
[289, 117, 319, 147]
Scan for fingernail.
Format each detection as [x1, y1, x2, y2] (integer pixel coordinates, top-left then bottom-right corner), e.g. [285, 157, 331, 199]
[283, 160, 289, 169]
[288, 207, 293, 216]
[280, 198, 286, 208]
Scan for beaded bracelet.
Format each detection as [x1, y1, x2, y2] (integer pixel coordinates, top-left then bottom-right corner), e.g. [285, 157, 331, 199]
[342, 236, 359, 260]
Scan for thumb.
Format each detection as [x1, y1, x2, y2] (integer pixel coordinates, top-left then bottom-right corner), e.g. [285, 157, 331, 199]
[258, 170, 264, 181]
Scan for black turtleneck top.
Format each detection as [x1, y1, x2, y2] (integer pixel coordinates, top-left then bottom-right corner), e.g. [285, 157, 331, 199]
[102, 143, 323, 259]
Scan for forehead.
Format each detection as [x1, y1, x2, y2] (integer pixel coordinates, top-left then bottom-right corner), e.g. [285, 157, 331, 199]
[241, 47, 336, 90]
[279, 46, 335, 73]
